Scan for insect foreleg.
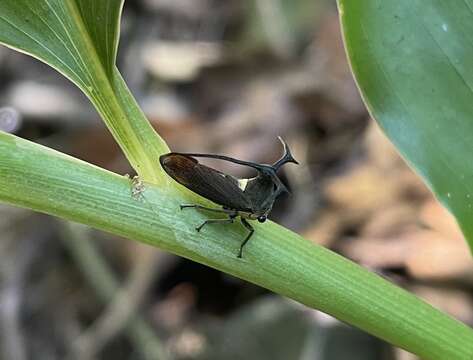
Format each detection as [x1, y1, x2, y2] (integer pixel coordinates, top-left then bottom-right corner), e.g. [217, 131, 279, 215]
[239, 218, 254, 258]
[195, 217, 235, 232]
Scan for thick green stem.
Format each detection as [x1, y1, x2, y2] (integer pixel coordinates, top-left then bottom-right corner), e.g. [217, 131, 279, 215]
[0, 131, 472, 360]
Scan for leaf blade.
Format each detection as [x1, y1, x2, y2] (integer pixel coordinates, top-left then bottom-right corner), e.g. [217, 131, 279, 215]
[73, 0, 123, 74]
[338, 0, 473, 251]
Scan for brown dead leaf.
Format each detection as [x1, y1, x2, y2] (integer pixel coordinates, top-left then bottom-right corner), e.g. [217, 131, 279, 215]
[403, 230, 473, 282]
[361, 203, 418, 238]
[325, 162, 400, 214]
[419, 199, 464, 240]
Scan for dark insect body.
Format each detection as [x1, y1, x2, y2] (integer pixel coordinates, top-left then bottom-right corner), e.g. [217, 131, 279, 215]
[159, 137, 298, 258]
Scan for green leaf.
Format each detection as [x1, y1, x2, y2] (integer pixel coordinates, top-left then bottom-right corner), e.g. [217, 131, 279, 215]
[0, 0, 168, 182]
[2, 1, 473, 358]
[338, 1, 473, 252]
[1, 131, 473, 360]
[74, 0, 122, 75]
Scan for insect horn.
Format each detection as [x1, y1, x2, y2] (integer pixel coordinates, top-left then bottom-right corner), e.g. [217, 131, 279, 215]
[272, 136, 299, 171]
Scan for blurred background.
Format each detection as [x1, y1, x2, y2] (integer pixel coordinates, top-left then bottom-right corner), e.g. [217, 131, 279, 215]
[1, 0, 472, 359]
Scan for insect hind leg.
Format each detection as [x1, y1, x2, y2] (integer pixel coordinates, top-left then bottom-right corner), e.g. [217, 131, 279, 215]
[238, 218, 254, 258]
[195, 217, 235, 232]
[180, 204, 235, 215]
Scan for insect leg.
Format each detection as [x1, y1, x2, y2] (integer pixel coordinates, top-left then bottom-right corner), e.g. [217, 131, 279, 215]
[238, 218, 254, 258]
[195, 217, 235, 232]
[180, 204, 235, 214]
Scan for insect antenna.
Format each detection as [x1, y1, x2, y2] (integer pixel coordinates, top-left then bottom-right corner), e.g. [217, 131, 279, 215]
[272, 136, 299, 171]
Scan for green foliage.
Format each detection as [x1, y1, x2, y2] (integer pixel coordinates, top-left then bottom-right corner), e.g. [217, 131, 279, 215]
[0, 1, 472, 359]
[338, 0, 473, 252]
[0, 0, 167, 182]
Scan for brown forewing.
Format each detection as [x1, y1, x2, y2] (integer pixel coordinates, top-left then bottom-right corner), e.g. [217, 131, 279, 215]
[160, 153, 253, 211]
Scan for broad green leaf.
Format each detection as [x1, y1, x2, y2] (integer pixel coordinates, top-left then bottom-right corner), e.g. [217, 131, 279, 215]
[338, 1, 473, 252]
[0, 0, 168, 182]
[74, 0, 122, 75]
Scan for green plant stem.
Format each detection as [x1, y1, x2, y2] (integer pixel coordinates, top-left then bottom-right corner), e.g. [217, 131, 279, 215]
[72, 0, 169, 182]
[0, 131, 472, 359]
[0, 1, 168, 183]
[82, 67, 170, 183]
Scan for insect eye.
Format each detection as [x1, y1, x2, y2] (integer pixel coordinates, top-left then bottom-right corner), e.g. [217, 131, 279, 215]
[258, 216, 267, 223]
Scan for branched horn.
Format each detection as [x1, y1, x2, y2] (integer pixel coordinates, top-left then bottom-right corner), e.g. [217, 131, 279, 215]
[272, 136, 299, 170]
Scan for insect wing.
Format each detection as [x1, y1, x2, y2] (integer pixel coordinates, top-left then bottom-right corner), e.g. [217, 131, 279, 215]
[160, 153, 253, 211]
